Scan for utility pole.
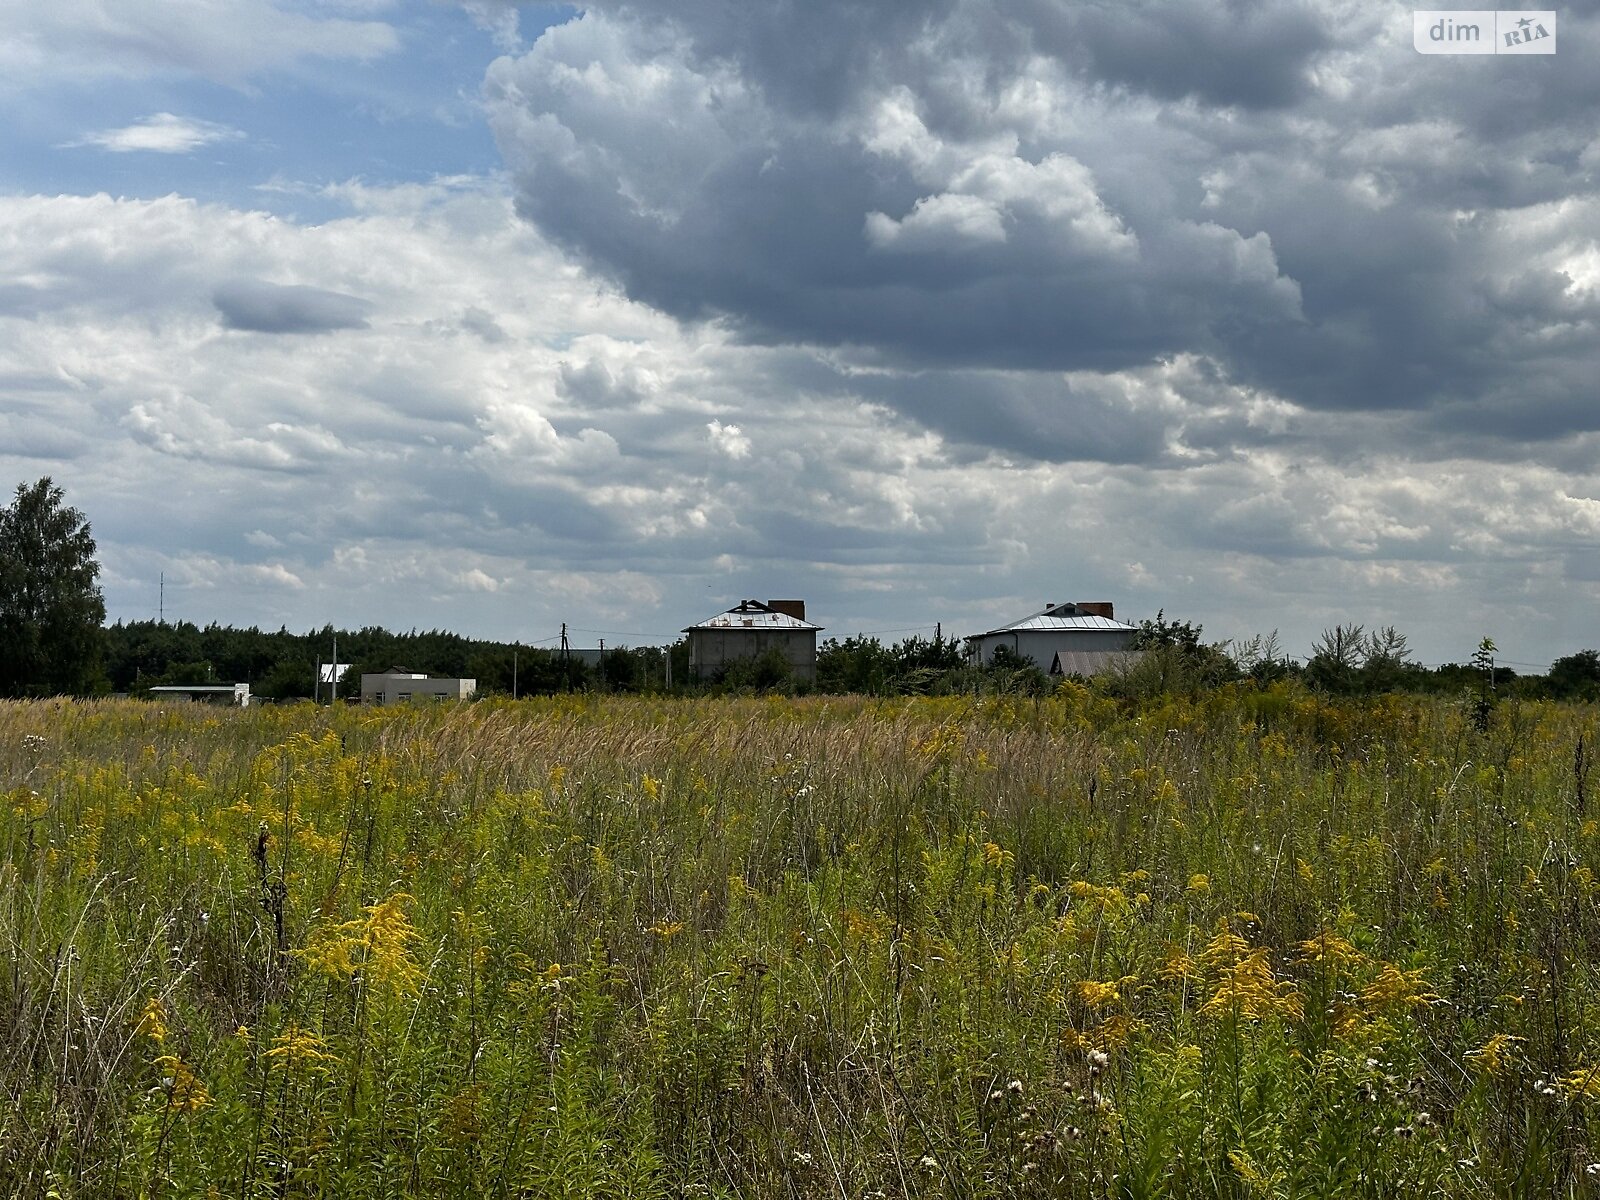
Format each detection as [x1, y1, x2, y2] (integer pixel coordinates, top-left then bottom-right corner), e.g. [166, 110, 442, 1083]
[560, 623, 572, 692]
[513, 643, 519, 700]
[159, 572, 164, 625]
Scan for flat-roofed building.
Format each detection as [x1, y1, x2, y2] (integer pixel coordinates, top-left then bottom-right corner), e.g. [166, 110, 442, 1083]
[359, 668, 476, 705]
[148, 683, 252, 707]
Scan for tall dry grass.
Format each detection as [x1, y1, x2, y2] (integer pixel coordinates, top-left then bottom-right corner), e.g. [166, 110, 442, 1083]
[0, 688, 1597, 1197]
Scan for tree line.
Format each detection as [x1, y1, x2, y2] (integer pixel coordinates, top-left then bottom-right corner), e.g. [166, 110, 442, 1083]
[3, 476, 1598, 702]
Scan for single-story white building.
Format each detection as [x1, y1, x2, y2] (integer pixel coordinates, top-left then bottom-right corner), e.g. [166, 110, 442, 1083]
[148, 683, 252, 707]
[359, 668, 476, 705]
[965, 601, 1139, 675]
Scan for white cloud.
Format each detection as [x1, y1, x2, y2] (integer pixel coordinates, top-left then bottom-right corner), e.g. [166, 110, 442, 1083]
[246, 563, 306, 589]
[0, 0, 398, 88]
[68, 113, 244, 154]
[459, 568, 502, 593]
[706, 419, 751, 459]
[1, 152, 1596, 665]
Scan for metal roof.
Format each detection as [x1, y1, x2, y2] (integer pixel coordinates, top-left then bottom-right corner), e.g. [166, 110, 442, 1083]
[968, 604, 1136, 638]
[684, 599, 822, 632]
[1050, 649, 1144, 676]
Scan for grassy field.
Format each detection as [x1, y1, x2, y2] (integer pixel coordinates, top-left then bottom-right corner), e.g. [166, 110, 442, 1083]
[1, 688, 1598, 1197]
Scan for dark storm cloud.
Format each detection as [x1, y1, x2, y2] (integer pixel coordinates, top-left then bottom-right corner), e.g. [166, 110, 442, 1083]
[484, 2, 1600, 460]
[598, 0, 962, 117]
[852, 370, 1175, 465]
[213, 278, 372, 334]
[1017, 0, 1334, 109]
[486, 9, 1303, 373]
[558, 359, 646, 410]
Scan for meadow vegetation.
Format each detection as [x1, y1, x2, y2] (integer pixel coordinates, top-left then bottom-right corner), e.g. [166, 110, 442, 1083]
[2, 686, 1599, 1197]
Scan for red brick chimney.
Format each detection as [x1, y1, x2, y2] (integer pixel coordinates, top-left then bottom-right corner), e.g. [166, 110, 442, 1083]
[1076, 601, 1115, 619]
[767, 599, 806, 621]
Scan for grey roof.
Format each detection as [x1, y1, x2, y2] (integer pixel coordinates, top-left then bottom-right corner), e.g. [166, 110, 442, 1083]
[1050, 650, 1145, 676]
[684, 599, 822, 632]
[969, 604, 1136, 638]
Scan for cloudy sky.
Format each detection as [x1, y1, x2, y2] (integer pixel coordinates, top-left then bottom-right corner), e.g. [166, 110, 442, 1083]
[3, 0, 1597, 667]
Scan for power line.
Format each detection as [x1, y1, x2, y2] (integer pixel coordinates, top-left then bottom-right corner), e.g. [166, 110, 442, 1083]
[566, 626, 679, 641]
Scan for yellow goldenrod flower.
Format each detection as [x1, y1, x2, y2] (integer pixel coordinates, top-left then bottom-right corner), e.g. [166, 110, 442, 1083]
[136, 996, 168, 1045]
[299, 892, 424, 1000]
[153, 1054, 210, 1112]
[1360, 963, 1439, 1013]
[1563, 1063, 1600, 1100]
[1199, 920, 1252, 971]
[1296, 929, 1365, 969]
[1074, 979, 1122, 1008]
[264, 1025, 339, 1077]
[1202, 950, 1304, 1022]
[1466, 1033, 1525, 1079]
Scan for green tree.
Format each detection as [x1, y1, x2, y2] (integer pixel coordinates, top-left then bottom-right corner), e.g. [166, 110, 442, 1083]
[0, 478, 107, 696]
[1121, 609, 1240, 695]
[1304, 624, 1365, 694]
[1548, 649, 1600, 701]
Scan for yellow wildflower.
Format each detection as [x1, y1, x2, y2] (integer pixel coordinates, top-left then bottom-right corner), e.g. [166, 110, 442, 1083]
[1075, 979, 1122, 1008]
[136, 996, 168, 1045]
[1360, 963, 1439, 1013]
[1093, 1012, 1139, 1050]
[1198, 920, 1252, 971]
[299, 892, 424, 1000]
[1202, 950, 1304, 1022]
[1187, 873, 1211, 895]
[1562, 1063, 1600, 1100]
[264, 1025, 339, 1077]
[1466, 1033, 1524, 1078]
[1158, 946, 1196, 982]
[153, 1055, 210, 1112]
[1296, 929, 1365, 969]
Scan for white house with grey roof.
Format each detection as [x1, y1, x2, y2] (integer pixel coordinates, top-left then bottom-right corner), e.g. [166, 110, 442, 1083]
[964, 601, 1140, 676]
[684, 599, 823, 683]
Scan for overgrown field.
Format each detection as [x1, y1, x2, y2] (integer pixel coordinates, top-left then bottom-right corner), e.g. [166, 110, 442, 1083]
[2, 689, 1598, 1197]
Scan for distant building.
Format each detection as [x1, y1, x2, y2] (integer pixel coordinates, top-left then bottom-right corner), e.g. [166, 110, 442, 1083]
[359, 668, 476, 705]
[148, 683, 252, 707]
[965, 601, 1139, 675]
[684, 599, 823, 683]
